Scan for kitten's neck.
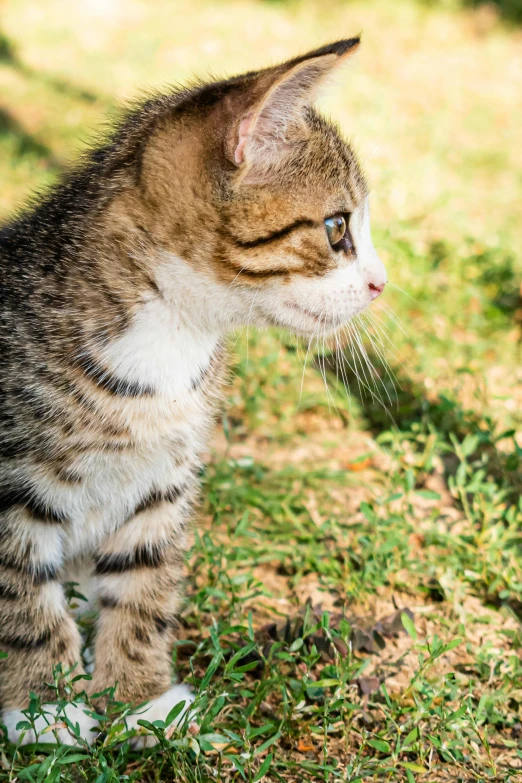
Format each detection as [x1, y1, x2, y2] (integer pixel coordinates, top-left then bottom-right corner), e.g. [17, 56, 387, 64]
[153, 250, 249, 334]
[99, 286, 222, 400]
[87, 246, 241, 401]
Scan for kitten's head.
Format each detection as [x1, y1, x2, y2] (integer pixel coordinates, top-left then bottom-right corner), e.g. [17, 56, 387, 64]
[138, 40, 386, 336]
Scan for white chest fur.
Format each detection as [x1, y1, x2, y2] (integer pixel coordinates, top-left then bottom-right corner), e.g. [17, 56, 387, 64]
[46, 292, 222, 559]
[61, 437, 197, 558]
[101, 296, 221, 401]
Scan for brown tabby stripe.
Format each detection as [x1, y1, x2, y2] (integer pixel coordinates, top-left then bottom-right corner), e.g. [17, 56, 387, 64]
[98, 594, 119, 609]
[0, 486, 66, 524]
[76, 354, 153, 397]
[0, 627, 52, 650]
[132, 624, 151, 644]
[98, 597, 181, 630]
[93, 543, 166, 575]
[225, 218, 316, 248]
[0, 436, 33, 460]
[119, 638, 146, 663]
[218, 255, 290, 280]
[0, 582, 18, 600]
[132, 484, 187, 517]
[0, 554, 58, 584]
[55, 466, 83, 484]
[153, 614, 177, 634]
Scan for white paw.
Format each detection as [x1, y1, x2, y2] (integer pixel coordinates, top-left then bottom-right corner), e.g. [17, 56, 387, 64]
[124, 684, 195, 748]
[3, 702, 99, 746]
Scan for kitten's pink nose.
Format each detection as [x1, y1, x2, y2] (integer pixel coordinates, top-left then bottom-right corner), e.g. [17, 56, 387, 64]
[368, 281, 385, 300]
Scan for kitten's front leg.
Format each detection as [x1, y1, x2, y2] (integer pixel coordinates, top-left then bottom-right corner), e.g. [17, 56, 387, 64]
[90, 489, 194, 744]
[0, 519, 96, 745]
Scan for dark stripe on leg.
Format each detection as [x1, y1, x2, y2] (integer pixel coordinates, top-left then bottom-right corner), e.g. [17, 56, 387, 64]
[0, 485, 67, 524]
[132, 484, 186, 518]
[154, 614, 177, 634]
[99, 594, 119, 609]
[0, 627, 51, 650]
[0, 553, 57, 584]
[94, 544, 166, 575]
[119, 638, 145, 664]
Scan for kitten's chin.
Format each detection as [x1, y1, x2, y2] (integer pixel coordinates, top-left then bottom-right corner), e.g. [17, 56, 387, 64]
[258, 301, 354, 338]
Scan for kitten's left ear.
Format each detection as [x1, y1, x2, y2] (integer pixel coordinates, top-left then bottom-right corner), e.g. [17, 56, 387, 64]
[229, 38, 360, 181]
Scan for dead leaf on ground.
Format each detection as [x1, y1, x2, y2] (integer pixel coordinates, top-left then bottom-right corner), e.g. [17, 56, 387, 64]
[343, 457, 373, 472]
[355, 676, 380, 696]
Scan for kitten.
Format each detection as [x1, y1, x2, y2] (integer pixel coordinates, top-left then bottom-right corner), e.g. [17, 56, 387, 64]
[0, 39, 386, 745]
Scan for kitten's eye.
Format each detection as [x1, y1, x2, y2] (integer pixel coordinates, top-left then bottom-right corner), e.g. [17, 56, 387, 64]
[324, 213, 353, 253]
[325, 215, 346, 247]
[324, 212, 355, 256]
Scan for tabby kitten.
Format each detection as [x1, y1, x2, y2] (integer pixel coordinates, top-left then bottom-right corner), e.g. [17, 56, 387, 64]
[0, 39, 386, 745]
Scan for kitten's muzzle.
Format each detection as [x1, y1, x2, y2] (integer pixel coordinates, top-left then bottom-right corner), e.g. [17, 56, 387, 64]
[368, 281, 385, 300]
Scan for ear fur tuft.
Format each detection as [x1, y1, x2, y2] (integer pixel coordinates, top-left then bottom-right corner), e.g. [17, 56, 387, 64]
[288, 37, 361, 66]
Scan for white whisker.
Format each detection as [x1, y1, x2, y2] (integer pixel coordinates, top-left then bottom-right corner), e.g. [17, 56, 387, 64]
[317, 320, 334, 416]
[342, 323, 366, 401]
[355, 314, 400, 400]
[387, 281, 420, 305]
[333, 331, 354, 415]
[245, 289, 259, 371]
[298, 332, 315, 409]
[379, 303, 408, 335]
[349, 321, 389, 409]
[341, 323, 389, 411]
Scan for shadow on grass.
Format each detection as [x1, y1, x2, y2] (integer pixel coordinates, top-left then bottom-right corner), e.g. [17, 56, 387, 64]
[0, 106, 61, 169]
[427, 239, 522, 330]
[321, 348, 522, 501]
[473, 247, 522, 326]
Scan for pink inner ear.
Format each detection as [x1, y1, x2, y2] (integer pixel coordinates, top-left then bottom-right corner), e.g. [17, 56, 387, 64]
[234, 114, 254, 165]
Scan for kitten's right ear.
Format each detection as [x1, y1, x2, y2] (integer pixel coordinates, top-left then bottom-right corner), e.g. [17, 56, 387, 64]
[227, 38, 360, 183]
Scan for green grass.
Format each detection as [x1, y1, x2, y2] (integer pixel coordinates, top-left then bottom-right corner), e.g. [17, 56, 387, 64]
[1, 0, 522, 780]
